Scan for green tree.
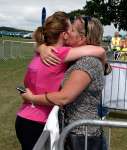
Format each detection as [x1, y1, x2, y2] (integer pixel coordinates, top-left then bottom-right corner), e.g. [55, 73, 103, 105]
[116, 0, 127, 30]
[68, 0, 127, 31]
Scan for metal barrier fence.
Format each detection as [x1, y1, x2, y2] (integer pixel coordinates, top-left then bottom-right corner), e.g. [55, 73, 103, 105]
[0, 40, 35, 59]
[0, 41, 126, 61]
[58, 119, 127, 150]
[102, 60, 127, 111]
[0, 41, 127, 61]
[33, 119, 127, 150]
[33, 130, 50, 150]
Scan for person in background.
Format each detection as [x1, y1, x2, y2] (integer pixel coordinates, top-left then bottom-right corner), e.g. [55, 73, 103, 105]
[15, 12, 106, 150]
[120, 37, 127, 51]
[111, 31, 121, 51]
[111, 31, 121, 60]
[21, 16, 107, 150]
[125, 37, 127, 50]
[119, 37, 127, 60]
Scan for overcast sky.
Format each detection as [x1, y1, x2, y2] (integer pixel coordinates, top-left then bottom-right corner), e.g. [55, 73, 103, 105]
[0, 0, 118, 36]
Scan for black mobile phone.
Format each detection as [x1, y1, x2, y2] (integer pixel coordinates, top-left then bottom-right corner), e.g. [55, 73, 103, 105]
[16, 86, 26, 94]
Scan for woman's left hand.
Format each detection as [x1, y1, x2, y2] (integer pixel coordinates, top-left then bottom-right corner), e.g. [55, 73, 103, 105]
[21, 88, 34, 102]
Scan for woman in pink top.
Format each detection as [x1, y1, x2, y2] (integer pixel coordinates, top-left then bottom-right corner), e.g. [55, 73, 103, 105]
[15, 12, 106, 150]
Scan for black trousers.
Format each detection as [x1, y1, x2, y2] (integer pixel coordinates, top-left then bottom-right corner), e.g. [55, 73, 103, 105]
[15, 116, 45, 150]
[65, 132, 107, 150]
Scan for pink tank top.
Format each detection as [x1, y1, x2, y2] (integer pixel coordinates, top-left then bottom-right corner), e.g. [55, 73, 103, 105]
[17, 47, 70, 124]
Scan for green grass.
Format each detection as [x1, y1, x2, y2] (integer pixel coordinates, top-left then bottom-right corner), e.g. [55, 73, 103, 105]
[105, 115, 127, 150]
[0, 58, 127, 150]
[111, 128, 127, 150]
[0, 36, 33, 42]
[0, 58, 30, 150]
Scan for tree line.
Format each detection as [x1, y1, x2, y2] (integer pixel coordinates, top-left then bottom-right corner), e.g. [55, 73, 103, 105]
[68, 0, 127, 31]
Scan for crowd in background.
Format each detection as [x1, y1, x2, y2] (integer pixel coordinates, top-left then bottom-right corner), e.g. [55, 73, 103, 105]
[111, 31, 127, 51]
[111, 31, 127, 60]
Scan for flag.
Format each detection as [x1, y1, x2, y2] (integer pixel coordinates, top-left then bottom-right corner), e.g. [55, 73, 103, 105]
[42, 7, 46, 26]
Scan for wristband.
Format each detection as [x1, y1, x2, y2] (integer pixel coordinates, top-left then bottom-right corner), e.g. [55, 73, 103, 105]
[45, 93, 54, 105]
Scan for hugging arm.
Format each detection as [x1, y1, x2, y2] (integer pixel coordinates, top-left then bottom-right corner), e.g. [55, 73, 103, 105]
[21, 69, 91, 106]
[37, 44, 106, 65]
[37, 45, 112, 75]
[37, 44, 61, 66]
[64, 45, 106, 64]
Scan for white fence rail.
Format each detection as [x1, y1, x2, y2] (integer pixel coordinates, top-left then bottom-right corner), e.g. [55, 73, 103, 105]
[103, 61, 127, 111]
[58, 119, 127, 150]
[33, 119, 127, 150]
[0, 40, 35, 59]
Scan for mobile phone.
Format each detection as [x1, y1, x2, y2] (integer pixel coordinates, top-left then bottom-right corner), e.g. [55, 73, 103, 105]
[16, 86, 26, 94]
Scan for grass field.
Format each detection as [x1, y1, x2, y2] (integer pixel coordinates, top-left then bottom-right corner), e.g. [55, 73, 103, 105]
[0, 58, 30, 150]
[0, 35, 33, 42]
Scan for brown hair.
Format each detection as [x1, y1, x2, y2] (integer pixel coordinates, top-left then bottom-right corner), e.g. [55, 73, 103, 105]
[86, 18, 103, 46]
[33, 11, 69, 46]
[33, 27, 44, 46]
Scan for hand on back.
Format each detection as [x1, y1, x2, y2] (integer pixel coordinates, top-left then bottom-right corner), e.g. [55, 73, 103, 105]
[37, 44, 61, 66]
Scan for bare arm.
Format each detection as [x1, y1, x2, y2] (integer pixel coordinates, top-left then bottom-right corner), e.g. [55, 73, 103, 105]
[37, 44, 106, 65]
[64, 45, 106, 64]
[36, 44, 46, 53]
[44, 70, 91, 106]
[21, 70, 91, 106]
